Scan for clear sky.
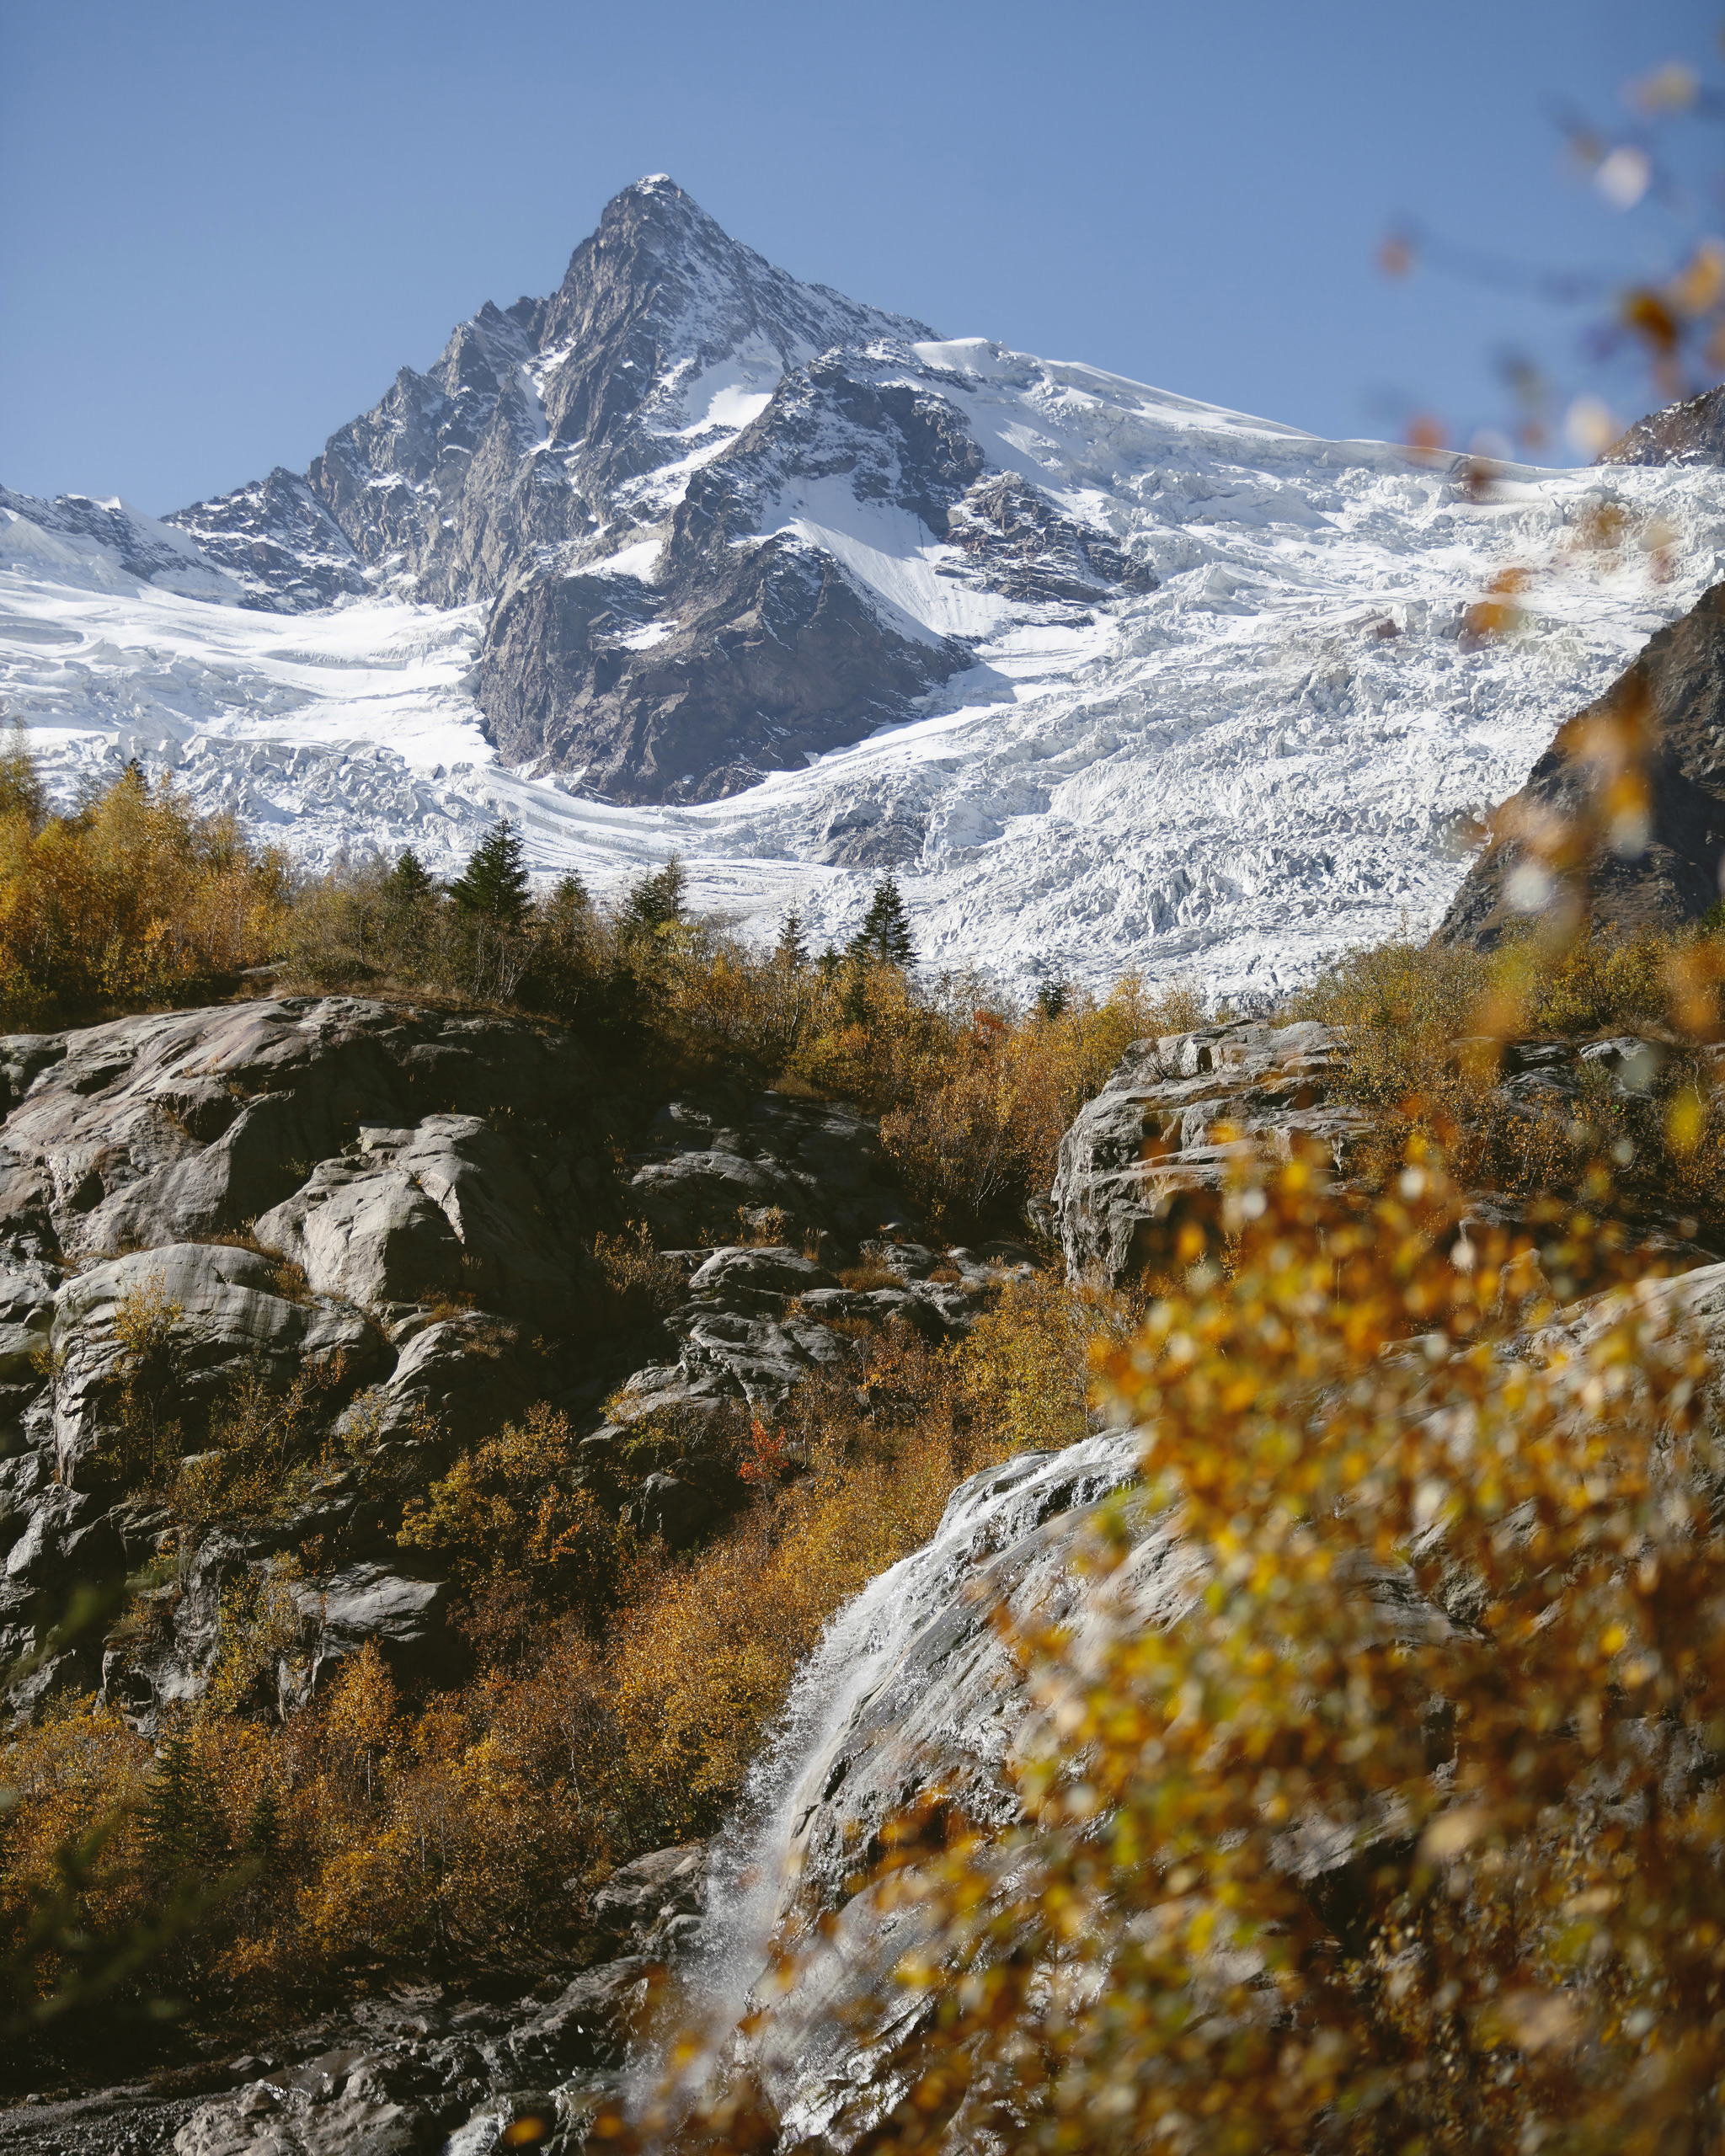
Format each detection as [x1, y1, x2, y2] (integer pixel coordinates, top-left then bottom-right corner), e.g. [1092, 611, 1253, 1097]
[1, 0, 1717, 514]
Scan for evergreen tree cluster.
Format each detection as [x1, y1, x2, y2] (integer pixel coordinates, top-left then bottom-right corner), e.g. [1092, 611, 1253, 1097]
[772, 878, 916, 975]
[448, 821, 532, 928]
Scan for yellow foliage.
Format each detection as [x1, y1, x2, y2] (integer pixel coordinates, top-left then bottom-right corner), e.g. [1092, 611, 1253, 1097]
[0, 761, 291, 1027]
[398, 1401, 629, 1618]
[948, 1273, 1139, 1453]
[752, 1138, 1725, 2156]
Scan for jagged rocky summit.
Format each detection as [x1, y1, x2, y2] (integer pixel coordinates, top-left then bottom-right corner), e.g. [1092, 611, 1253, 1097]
[1606, 382, 1725, 468]
[154, 178, 1150, 806]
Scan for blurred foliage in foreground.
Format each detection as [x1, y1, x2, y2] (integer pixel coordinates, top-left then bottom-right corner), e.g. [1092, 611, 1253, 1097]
[667, 1139, 1725, 2154]
[655, 701, 1725, 2151]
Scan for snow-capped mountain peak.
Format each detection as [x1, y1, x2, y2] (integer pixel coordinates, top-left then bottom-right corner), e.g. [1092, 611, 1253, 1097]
[6, 181, 1725, 997]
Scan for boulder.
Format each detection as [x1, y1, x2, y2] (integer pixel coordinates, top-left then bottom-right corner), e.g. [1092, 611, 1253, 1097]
[1052, 1021, 1367, 1286]
[172, 2069, 442, 2156]
[255, 1115, 582, 1328]
[590, 1842, 706, 1948]
[627, 1091, 916, 1248]
[686, 1245, 837, 1298]
[0, 998, 600, 1263]
[294, 1563, 465, 1694]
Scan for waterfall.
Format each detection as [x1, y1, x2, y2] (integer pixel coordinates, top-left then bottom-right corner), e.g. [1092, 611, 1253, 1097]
[676, 1429, 1144, 2056]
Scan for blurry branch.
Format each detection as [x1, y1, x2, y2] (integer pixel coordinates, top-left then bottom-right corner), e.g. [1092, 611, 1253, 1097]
[1379, 34, 1725, 454]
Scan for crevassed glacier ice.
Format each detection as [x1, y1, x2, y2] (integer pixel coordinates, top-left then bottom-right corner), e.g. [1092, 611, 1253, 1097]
[4, 349, 1722, 999]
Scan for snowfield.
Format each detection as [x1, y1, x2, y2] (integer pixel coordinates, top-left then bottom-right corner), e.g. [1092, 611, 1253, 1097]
[6, 343, 1725, 999]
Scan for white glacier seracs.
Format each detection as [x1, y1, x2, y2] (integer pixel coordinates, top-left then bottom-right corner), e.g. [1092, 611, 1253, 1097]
[5, 344, 1725, 998]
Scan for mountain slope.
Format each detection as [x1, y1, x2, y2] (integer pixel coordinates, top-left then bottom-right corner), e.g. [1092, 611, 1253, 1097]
[1441, 579, 1725, 947]
[6, 186, 1725, 992]
[163, 178, 1019, 802]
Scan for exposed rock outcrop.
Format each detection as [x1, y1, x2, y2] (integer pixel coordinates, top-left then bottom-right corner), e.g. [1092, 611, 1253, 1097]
[1052, 1020, 1365, 1285]
[1604, 383, 1725, 467]
[0, 995, 1028, 1721]
[1439, 581, 1725, 947]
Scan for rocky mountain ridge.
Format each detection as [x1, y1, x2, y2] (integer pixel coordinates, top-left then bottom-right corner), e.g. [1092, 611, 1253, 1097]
[136, 178, 1154, 807]
[11, 189, 1725, 981]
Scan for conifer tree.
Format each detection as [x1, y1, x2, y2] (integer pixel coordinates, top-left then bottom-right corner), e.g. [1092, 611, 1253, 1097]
[775, 906, 808, 969]
[243, 1785, 283, 1865]
[622, 855, 687, 937]
[384, 848, 435, 905]
[142, 1734, 223, 1870]
[449, 819, 531, 929]
[849, 876, 915, 967]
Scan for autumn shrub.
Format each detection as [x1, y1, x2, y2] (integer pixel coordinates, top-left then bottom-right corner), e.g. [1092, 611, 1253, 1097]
[594, 1222, 690, 1320]
[681, 1134, 1725, 2156]
[607, 1352, 992, 1841]
[0, 1252, 1135, 2054]
[88, 1278, 187, 1492]
[398, 1401, 633, 1624]
[0, 764, 291, 1027]
[947, 1273, 1141, 1454]
[1300, 923, 1725, 1227]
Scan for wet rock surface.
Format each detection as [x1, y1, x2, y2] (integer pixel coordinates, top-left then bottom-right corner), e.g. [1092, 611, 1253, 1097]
[0, 988, 1042, 2147]
[0, 1841, 710, 2154]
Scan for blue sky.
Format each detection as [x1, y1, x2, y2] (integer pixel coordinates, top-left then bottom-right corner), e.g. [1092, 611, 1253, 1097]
[1, 0, 1717, 512]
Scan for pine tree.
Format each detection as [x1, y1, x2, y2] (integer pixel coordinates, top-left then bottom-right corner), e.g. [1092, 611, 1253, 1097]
[142, 1733, 223, 1870]
[1036, 977, 1070, 1021]
[848, 877, 915, 968]
[243, 1785, 283, 1865]
[385, 849, 435, 905]
[841, 954, 871, 1026]
[449, 819, 531, 928]
[775, 906, 808, 969]
[622, 855, 687, 937]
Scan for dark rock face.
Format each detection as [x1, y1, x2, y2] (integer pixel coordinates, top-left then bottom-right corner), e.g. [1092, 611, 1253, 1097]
[144, 176, 1152, 806]
[0, 1840, 709, 2153]
[1605, 384, 1725, 467]
[476, 526, 958, 803]
[167, 467, 366, 610]
[1439, 582, 1725, 947]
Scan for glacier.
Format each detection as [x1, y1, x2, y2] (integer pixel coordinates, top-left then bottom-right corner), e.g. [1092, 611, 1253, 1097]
[6, 291, 1725, 999]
